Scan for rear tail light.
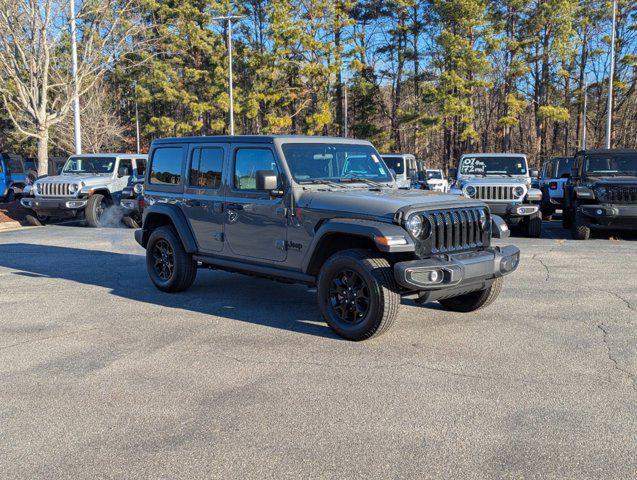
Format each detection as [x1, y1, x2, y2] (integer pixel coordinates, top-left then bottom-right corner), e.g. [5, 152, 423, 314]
[138, 198, 145, 210]
[549, 182, 557, 190]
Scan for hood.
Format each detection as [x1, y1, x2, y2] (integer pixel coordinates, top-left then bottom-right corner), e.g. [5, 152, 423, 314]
[298, 187, 483, 220]
[586, 176, 637, 185]
[458, 175, 530, 188]
[36, 174, 111, 186]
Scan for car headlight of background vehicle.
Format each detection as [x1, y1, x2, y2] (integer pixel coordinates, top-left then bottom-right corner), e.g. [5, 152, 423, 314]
[406, 214, 423, 238]
[133, 183, 144, 195]
[464, 185, 476, 197]
[513, 186, 526, 198]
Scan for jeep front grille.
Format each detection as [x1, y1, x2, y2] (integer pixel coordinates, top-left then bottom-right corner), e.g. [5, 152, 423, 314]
[37, 182, 74, 197]
[413, 207, 488, 257]
[605, 185, 637, 203]
[473, 185, 520, 201]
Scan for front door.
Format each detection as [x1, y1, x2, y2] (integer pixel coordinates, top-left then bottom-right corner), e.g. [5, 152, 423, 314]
[223, 145, 287, 263]
[181, 144, 226, 253]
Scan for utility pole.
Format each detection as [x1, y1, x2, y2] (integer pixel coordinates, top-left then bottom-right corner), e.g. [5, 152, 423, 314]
[133, 81, 141, 154]
[605, 0, 617, 149]
[343, 85, 348, 138]
[581, 81, 588, 150]
[212, 15, 243, 136]
[70, 0, 81, 154]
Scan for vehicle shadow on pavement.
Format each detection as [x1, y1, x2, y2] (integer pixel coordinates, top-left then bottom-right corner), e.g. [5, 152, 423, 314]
[0, 243, 340, 340]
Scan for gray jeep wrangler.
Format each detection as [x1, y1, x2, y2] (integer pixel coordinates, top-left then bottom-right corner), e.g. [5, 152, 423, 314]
[451, 153, 543, 237]
[135, 136, 520, 340]
[21, 153, 147, 227]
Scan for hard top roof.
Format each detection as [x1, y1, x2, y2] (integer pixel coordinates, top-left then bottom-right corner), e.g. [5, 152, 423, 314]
[68, 153, 147, 158]
[151, 135, 373, 147]
[575, 149, 637, 155]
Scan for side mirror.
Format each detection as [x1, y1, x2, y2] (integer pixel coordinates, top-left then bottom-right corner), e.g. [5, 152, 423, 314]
[255, 170, 278, 191]
[529, 169, 539, 178]
[448, 168, 457, 180]
[118, 167, 130, 177]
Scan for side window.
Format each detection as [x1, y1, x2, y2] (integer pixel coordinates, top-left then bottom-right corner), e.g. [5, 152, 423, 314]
[136, 159, 146, 176]
[234, 148, 278, 190]
[189, 148, 223, 189]
[119, 159, 133, 176]
[150, 148, 183, 185]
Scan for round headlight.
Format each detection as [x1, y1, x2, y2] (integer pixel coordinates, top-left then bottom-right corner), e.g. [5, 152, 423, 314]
[68, 183, 79, 194]
[464, 185, 476, 197]
[406, 214, 423, 238]
[513, 186, 525, 198]
[133, 183, 144, 195]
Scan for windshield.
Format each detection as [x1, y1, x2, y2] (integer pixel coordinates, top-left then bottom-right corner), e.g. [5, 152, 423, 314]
[459, 156, 527, 176]
[426, 170, 442, 180]
[63, 157, 116, 174]
[584, 153, 637, 176]
[382, 156, 405, 175]
[282, 143, 393, 183]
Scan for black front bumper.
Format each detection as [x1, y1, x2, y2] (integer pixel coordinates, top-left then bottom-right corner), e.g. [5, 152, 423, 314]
[394, 245, 520, 299]
[20, 196, 87, 215]
[579, 204, 637, 230]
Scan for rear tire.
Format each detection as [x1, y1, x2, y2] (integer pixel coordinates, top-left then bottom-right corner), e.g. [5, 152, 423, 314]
[525, 211, 542, 238]
[317, 249, 400, 341]
[85, 194, 108, 228]
[439, 277, 503, 312]
[146, 226, 197, 292]
[571, 211, 591, 240]
[25, 213, 45, 226]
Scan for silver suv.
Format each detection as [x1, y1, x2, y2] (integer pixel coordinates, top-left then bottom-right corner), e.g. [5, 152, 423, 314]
[450, 153, 543, 237]
[21, 153, 147, 227]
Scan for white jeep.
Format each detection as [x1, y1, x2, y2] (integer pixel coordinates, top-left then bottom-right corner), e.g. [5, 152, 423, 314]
[21, 153, 147, 227]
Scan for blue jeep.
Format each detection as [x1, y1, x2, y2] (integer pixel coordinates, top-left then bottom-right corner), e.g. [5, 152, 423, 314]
[1, 154, 30, 202]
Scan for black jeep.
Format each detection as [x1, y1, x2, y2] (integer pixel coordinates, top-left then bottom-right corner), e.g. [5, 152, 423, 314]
[563, 149, 637, 240]
[134, 136, 520, 340]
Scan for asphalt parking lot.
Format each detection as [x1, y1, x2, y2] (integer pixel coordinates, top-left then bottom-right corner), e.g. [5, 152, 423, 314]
[0, 222, 635, 479]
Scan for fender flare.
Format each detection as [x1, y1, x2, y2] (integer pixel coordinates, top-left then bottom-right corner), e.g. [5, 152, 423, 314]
[302, 218, 415, 273]
[139, 203, 198, 253]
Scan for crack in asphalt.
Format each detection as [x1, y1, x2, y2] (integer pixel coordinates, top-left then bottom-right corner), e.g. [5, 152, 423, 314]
[606, 291, 636, 314]
[596, 323, 637, 391]
[532, 254, 551, 281]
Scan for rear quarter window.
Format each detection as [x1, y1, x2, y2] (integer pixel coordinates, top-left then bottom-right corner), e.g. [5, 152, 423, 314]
[149, 148, 183, 185]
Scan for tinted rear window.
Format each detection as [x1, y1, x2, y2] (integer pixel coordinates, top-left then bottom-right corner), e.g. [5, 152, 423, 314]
[150, 148, 183, 185]
[190, 148, 223, 189]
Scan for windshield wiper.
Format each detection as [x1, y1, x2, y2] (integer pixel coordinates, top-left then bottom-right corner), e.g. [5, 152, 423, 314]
[299, 179, 347, 189]
[338, 177, 385, 188]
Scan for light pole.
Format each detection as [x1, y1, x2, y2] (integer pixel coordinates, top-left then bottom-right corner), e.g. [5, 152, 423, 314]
[581, 80, 588, 150]
[605, 0, 617, 149]
[70, 0, 81, 154]
[133, 81, 140, 154]
[212, 15, 243, 136]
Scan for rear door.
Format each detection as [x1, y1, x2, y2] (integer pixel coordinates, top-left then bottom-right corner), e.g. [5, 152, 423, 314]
[182, 143, 226, 253]
[223, 144, 287, 262]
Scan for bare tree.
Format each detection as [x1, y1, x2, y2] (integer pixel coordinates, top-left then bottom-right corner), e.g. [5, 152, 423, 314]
[50, 81, 126, 153]
[0, 0, 146, 175]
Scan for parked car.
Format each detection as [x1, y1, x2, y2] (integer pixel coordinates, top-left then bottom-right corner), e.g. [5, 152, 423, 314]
[450, 153, 543, 237]
[537, 156, 573, 219]
[0, 153, 31, 202]
[381, 153, 424, 189]
[120, 163, 146, 229]
[424, 169, 449, 192]
[562, 149, 637, 240]
[134, 135, 519, 341]
[20, 153, 147, 227]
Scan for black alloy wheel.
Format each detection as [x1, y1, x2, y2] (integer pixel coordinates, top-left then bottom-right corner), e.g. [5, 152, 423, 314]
[328, 269, 371, 324]
[152, 238, 175, 281]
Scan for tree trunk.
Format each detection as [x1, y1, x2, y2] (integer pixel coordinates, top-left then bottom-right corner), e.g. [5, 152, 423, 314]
[37, 126, 49, 177]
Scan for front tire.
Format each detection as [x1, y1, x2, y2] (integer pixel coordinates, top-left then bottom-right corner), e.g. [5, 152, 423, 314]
[85, 193, 108, 227]
[525, 211, 542, 238]
[439, 277, 503, 312]
[146, 226, 197, 292]
[571, 211, 591, 240]
[317, 249, 400, 341]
